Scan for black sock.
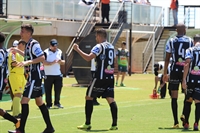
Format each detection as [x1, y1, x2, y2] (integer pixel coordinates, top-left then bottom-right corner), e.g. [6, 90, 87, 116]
[171, 98, 178, 125]
[183, 101, 192, 123]
[39, 104, 53, 129]
[20, 104, 29, 131]
[3, 112, 18, 124]
[85, 100, 93, 125]
[195, 103, 200, 124]
[110, 102, 118, 126]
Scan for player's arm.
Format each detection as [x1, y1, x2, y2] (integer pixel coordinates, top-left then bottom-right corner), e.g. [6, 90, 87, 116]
[57, 54, 65, 65]
[182, 49, 191, 89]
[42, 52, 56, 66]
[10, 48, 24, 56]
[73, 43, 97, 61]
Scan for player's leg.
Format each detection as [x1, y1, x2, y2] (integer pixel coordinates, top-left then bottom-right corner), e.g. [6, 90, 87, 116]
[9, 74, 24, 118]
[35, 97, 55, 133]
[116, 65, 122, 86]
[77, 79, 98, 130]
[181, 83, 193, 129]
[192, 87, 200, 131]
[104, 79, 118, 130]
[0, 108, 19, 127]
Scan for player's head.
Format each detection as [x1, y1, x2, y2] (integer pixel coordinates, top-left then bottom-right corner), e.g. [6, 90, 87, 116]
[176, 23, 186, 35]
[20, 24, 34, 41]
[0, 32, 5, 47]
[193, 34, 200, 45]
[49, 39, 58, 52]
[154, 63, 163, 70]
[121, 41, 126, 49]
[95, 28, 107, 43]
[17, 40, 26, 51]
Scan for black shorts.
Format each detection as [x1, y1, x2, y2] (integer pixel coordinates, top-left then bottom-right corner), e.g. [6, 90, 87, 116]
[86, 78, 114, 98]
[23, 79, 42, 99]
[186, 82, 200, 101]
[168, 71, 183, 90]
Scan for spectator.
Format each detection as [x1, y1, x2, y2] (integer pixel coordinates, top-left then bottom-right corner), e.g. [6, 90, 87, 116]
[100, 0, 110, 23]
[43, 39, 65, 109]
[8, 40, 26, 118]
[115, 41, 129, 87]
[170, 0, 178, 26]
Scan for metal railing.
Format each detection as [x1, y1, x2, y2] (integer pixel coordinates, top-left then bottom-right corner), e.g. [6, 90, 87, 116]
[65, 3, 97, 75]
[7, 0, 92, 21]
[108, 1, 126, 45]
[142, 7, 164, 73]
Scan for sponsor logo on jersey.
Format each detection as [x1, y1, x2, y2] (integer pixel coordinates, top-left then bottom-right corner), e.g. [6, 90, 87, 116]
[191, 66, 200, 75]
[92, 47, 100, 54]
[34, 47, 43, 56]
[104, 65, 114, 74]
[100, 54, 106, 60]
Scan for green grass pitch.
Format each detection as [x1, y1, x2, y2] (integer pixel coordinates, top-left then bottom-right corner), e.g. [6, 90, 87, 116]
[0, 74, 197, 133]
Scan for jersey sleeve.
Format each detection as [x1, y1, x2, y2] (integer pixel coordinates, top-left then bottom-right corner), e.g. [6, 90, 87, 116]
[185, 48, 192, 59]
[0, 52, 4, 67]
[91, 44, 102, 56]
[115, 49, 119, 56]
[32, 43, 44, 57]
[126, 51, 130, 57]
[165, 39, 172, 53]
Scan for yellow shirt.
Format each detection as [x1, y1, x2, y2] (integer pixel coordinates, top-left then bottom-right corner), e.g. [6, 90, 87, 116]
[8, 52, 24, 75]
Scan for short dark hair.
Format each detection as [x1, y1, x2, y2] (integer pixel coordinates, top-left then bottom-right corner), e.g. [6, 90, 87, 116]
[122, 41, 126, 45]
[0, 32, 5, 43]
[96, 28, 107, 39]
[193, 34, 200, 42]
[21, 24, 34, 35]
[18, 40, 26, 45]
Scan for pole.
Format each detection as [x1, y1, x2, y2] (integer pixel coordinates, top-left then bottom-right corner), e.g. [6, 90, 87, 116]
[152, 33, 155, 73]
[129, 2, 132, 76]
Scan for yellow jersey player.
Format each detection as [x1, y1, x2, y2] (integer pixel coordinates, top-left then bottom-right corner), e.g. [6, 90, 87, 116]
[8, 40, 26, 118]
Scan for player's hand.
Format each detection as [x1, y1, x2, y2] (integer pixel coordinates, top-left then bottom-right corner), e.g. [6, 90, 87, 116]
[16, 61, 30, 67]
[162, 74, 168, 82]
[182, 80, 187, 89]
[73, 43, 79, 51]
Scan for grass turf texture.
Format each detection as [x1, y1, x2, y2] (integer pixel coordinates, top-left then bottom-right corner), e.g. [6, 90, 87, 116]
[0, 74, 197, 133]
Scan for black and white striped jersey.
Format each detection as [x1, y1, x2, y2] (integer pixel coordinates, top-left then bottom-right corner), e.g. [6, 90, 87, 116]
[91, 41, 115, 80]
[0, 48, 8, 91]
[165, 35, 193, 72]
[185, 44, 200, 81]
[25, 38, 44, 80]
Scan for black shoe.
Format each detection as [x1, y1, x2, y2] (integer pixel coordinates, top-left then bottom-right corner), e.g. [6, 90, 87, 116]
[46, 105, 52, 109]
[93, 101, 100, 106]
[8, 129, 24, 133]
[41, 128, 55, 133]
[54, 104, 64, 109]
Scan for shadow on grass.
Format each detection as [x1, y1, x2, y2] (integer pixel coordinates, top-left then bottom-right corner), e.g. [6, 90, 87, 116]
[83, 129, 109, 132]
[158, 127, 193, 132]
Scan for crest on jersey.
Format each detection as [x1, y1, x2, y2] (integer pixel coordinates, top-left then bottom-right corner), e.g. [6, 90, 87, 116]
[100, 54, 106, 60]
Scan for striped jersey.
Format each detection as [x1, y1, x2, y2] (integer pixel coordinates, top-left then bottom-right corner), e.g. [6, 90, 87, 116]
[0, 48, 8, 91]
[165, 35, 193, 72]
[185, 43, 200, 81]
[25, 38, 44, 80]
[91, 41, 115, 80]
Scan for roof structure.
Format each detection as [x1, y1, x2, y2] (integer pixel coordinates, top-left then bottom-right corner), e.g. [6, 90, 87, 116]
[0, 18, 51, 48]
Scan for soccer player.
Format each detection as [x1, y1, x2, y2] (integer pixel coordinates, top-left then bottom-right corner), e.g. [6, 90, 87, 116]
[8, 40, 26, 118]
[163, 23, 193, 128]
[8, 24, 54, 133]
[0, 32, 20, 129]
[181, 34, 200, 130]
[115, 41, 129, 87]
[73, 28, 118, 130]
